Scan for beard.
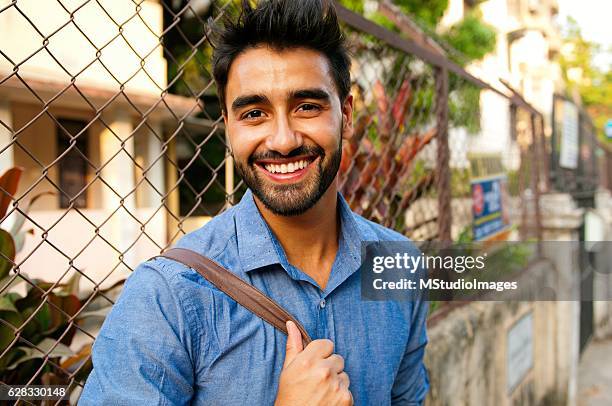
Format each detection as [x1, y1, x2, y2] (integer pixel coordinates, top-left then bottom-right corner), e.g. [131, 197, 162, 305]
[234, 137, 343, 217]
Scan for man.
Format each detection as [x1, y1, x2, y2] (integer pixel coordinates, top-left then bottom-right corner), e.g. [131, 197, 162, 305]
[81, 0, 429, 404]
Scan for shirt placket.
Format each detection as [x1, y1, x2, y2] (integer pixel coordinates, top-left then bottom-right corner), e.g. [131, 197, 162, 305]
[317, 292, 335, 340]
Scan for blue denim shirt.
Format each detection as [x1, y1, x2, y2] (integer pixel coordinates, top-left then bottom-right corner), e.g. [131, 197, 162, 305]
[81, 190, 429, 405]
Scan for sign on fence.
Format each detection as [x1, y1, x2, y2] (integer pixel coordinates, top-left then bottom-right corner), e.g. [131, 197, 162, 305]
[507, 312, 534, 393]
[471, 175, 511, 241]
[559, 101, 579, 169]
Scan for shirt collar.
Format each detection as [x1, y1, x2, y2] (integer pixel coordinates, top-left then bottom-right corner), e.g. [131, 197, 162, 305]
[234, 189, 377, 292]
[234, 189, 283, 273]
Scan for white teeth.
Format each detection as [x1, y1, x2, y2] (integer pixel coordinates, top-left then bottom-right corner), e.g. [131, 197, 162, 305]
[264, 159, 310, 174]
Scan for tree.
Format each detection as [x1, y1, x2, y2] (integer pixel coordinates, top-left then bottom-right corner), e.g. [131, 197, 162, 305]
[339, 0, 496, 133]
[559, 17, 612, 143]
[339, 0, 496, 66]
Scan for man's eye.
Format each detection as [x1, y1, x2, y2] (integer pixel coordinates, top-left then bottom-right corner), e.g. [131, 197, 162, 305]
[298, 104, 320, 112]
[243, 110, 264, 120]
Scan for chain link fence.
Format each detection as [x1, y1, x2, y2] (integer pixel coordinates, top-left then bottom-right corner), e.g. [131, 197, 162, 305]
[0, 0, 551, 402]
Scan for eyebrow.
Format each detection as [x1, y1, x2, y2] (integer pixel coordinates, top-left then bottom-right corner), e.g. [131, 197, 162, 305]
[231, 94, 270, 112]
[230, 88, 331, 113]
[290, 88, 331, 101]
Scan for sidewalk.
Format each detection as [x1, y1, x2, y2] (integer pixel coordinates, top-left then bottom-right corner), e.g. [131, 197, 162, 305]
[578, 337, 612, 406]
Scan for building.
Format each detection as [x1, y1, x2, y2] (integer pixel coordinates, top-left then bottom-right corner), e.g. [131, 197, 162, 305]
[0, 0, 200, 289]
[441, 0, 564, 163]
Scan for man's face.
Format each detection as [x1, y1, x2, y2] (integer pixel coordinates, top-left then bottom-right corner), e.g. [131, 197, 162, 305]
[223, 46, 353, 216]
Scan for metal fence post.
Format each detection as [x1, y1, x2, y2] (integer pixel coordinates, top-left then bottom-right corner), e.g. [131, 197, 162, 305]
[435, 67, 452, 242]
[538, 114, 551, 192]
[530, 113, 543, 244]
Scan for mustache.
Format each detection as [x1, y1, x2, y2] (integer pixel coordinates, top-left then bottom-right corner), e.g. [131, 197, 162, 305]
[248, 145, 325, 164]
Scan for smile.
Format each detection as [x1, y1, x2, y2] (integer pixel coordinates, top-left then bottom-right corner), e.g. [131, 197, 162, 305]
[264, 159, 310, 174]
[255, 156, 318, 182]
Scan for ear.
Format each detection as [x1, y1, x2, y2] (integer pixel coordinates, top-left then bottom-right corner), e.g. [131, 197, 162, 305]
[341, 94, 354, 141]
[222, 111, 234, 155]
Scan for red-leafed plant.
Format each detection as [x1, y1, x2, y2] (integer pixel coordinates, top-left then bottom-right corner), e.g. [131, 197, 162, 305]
[339, 76, 438, 230]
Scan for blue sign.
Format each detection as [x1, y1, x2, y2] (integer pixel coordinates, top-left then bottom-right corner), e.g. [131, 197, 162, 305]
[471, 175, 511, 241]
[605, 119, 612, 139]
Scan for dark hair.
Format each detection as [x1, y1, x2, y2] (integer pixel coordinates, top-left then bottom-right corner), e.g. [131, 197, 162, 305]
[211, 0, 351, 112]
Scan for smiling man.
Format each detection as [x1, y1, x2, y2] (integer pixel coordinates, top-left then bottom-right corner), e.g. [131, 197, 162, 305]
[81, 0, 429, 405]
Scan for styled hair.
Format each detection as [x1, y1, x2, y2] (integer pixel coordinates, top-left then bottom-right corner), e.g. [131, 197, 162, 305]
[211, 0, 351, 112]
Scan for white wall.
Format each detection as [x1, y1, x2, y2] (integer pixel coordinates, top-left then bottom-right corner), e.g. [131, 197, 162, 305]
[0, 0, 167, 95]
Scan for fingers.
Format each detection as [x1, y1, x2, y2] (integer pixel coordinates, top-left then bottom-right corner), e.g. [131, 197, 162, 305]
[338, 373, 352, 405]
[345, 390, 354, 406]
[338, 371, 350, 390]
[278, 331, 353, 406]
[302, 338, 334, 359]
[321, 353, 345, 374]
[283, 321, 304, 368]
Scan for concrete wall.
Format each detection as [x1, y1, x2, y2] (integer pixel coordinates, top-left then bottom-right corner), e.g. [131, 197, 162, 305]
[15, 207, 166, 290]
[593, 190, 612, 338]
[425, 261, 566, 406]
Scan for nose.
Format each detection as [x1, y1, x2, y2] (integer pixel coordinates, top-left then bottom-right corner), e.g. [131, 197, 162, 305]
[265, 114, 303, 155]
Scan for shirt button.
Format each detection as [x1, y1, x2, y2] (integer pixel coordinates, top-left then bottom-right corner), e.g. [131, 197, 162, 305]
[319, 299, 326, 309]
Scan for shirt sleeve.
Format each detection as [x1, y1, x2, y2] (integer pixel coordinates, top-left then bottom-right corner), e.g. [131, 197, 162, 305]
[390, 265, 430, 405]
[79, 261, 196, 405]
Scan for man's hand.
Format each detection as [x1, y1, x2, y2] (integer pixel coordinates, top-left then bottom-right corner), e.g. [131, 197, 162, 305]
[275, 321, 353, 406]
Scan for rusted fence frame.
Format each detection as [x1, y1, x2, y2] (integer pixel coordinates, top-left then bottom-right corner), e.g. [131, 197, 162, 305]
[334, 2, 545, 243]
[434, 68, 451, 242]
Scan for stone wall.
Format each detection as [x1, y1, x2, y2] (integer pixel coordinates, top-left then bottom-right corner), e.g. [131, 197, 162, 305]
[424, 190, 612, 406]
[424, 261, 564, 406]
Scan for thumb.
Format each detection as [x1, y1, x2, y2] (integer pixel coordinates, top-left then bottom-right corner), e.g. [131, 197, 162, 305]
[283, 320, 303, 368]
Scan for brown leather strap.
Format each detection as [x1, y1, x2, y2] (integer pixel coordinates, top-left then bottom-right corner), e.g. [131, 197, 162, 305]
[155, 247, 312, 346]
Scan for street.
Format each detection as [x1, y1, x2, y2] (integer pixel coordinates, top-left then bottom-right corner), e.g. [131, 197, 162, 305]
[578, 337, 612, 406]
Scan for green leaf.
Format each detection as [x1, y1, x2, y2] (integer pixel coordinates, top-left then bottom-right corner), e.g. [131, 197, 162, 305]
[338, 0, 365, 14]
[0, 295, 18, 313]
[444, 13, 497, 63]
[6, 338, 74, 370]
[0, 229, 15, 280]
[0, 347, 22, 372]
[19, 303, 52, 343]
[0, 308, 23, 353]
[0, 274, 23, 292]
[395, 0, 449, 28]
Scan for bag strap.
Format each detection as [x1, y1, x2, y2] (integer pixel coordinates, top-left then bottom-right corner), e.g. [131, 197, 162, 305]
[155, 247, 312, 346]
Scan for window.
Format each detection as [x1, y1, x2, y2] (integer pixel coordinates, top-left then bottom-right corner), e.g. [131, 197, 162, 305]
[57, 119, 89, 208]
[176, 124, 230, 217]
